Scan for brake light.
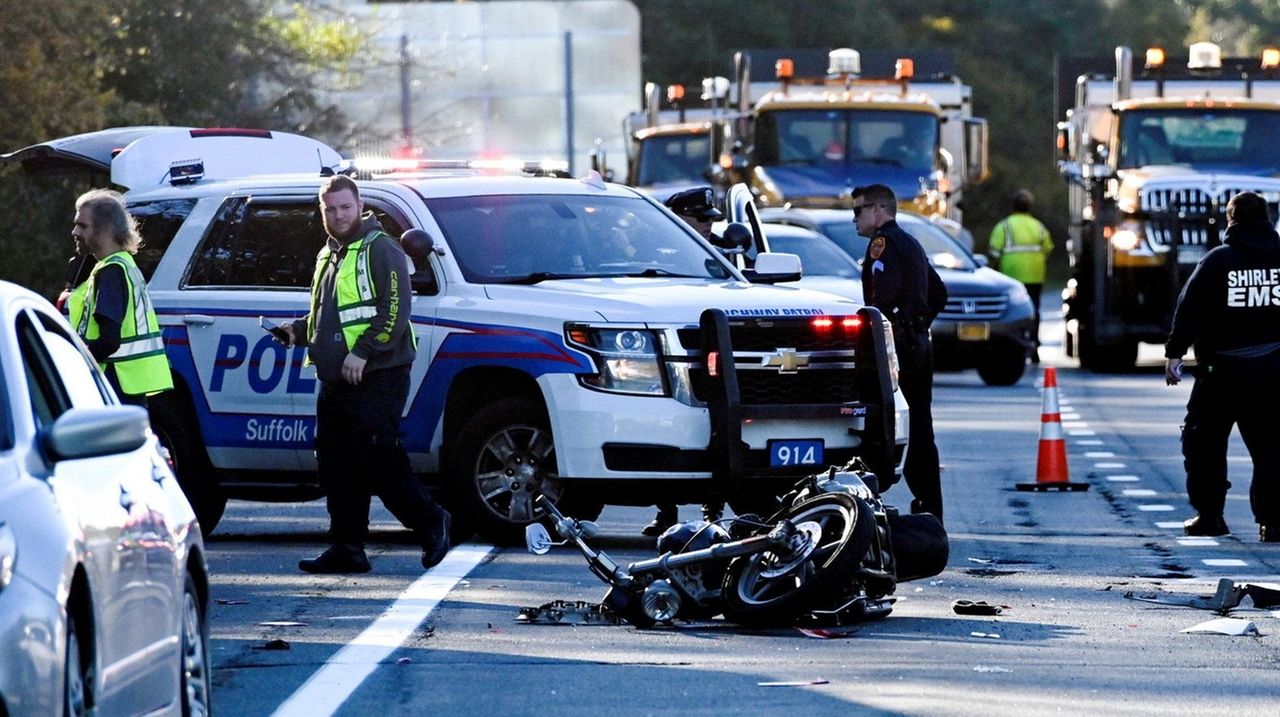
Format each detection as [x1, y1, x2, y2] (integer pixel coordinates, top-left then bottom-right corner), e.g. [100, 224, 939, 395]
[707, 351, 719, 377]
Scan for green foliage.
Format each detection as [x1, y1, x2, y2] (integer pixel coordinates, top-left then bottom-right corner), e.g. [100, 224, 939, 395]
[0, 0, 361, 296]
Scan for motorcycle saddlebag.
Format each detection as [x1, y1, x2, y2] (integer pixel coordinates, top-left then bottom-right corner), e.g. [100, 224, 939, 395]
[888, 512, 949, 582]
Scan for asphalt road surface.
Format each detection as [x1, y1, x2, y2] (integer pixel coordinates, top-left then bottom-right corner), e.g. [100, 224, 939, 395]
[206, 310, 1280, 716]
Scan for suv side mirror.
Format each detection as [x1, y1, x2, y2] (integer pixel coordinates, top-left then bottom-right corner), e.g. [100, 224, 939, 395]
[401, 228, 439, 295]
[743, 251, 802, 283]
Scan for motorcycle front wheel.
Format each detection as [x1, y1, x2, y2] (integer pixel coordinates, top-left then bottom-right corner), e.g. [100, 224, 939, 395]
[721, 492, 873, 627]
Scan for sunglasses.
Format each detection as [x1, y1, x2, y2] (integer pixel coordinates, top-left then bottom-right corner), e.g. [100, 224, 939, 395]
[852, 202, 880, 217]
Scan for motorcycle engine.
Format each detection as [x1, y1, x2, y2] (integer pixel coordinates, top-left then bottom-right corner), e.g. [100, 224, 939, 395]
[656, 520, 732, 607]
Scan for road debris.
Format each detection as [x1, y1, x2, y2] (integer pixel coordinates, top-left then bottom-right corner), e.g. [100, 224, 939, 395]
[515, 600, 621, 626]
[258, 620, 308, 627]
[970, 631, 1001, 639]
[1180, 617, 1261, 636]
[758, 679, 830, 686]
[1125, 578, 1280, 614]
[972, 665, 1010, 673]
[215, 598, 249, 605]
[254, 638, 290, 651]
[953, 599, 1004, 615]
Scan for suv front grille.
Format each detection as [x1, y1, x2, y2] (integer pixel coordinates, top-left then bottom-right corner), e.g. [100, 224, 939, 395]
[939, 295, 1006, 320]
[677, 316, 862, 405]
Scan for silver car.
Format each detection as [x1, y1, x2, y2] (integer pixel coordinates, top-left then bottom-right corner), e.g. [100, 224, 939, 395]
[0, 281, 211, 716]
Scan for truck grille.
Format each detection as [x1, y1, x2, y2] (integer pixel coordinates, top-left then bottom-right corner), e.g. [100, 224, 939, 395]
[938, 294, 1007, 320]
[1139, 184, 1280, 249]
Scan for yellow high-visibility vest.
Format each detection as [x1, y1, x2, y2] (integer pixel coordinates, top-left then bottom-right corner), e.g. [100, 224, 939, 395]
[76, 251, 173, 396]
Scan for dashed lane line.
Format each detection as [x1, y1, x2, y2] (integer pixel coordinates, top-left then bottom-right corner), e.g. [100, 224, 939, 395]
[272, 543, 494, 717]
[1122, 489, 1158, 497]
[1138, 504, 1176, 512]
[1106, 475, 1140, 482]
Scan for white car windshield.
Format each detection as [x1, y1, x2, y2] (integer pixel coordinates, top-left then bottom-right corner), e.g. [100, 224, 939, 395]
[425, 194, 734, 284]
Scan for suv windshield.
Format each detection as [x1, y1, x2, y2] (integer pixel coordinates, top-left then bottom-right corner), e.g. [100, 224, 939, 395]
[425, 194, 733, 284]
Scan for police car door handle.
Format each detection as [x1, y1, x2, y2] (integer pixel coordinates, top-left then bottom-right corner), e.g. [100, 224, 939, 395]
[182, 314, 216, 327]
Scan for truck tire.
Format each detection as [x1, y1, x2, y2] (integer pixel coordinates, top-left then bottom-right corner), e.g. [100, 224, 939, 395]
[1078, 322, 1138, 373]
[149, 392, 226, 534]
[976, 340, 1028, 386]
[448, 396, 585, 545]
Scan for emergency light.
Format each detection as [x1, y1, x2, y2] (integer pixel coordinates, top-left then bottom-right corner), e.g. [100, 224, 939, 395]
[1263, 47, 1280, 71]
[1187, 42, 1222, 71]
[1144, 47, 1166, 70]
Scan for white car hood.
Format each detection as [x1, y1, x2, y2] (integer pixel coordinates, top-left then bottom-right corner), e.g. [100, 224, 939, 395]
[483, 278, 861, 323]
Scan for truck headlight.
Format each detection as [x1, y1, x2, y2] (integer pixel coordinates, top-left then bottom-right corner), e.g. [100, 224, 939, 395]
[566, 325, 666, 395]
[1108, 219, 1145, 252]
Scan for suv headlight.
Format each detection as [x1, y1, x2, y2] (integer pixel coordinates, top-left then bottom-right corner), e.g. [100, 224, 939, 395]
[1007, 282, 1029, 306]
[566, 324, 666, 395]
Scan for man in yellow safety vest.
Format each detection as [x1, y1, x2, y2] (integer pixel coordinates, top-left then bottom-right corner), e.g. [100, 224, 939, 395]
[70, 189, 173, 404]
[988, 189, 1054, 363]
[276, 175, 452, 574]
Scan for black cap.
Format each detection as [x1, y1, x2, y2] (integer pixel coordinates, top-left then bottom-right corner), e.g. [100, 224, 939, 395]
[664, 186, 724, 221]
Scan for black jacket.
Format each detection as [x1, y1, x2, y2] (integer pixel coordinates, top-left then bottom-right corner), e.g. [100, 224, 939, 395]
[1166, 219, 1280, 363]
[861, 219, 948, 370]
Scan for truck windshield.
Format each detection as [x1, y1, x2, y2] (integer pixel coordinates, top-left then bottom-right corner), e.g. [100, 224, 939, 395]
[1117, 109, 1280, 171]
[755, 109, 938, 174]
[635, 131, 711, 186]
[425, 194, 734, 284]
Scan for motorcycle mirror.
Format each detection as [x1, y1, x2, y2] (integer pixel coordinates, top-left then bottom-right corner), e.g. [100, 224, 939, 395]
[525, 523, 553, 554]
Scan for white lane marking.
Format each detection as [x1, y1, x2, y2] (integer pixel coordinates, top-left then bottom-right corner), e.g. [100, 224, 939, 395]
[1203, 558, 1249, 567]
[1106, 475, 1140, 482]
[1155, 521, 1186, 529]
[1178, 537, 1220, 547]
[1095, 462, 1127, 469]
[1123, 489, 1157, 497]
[1085, 451, 1115, 458]
[1076, 439, 1105, 446]
[1138, 504, 1176, 512]
[1063, 421, 1089, 429]
[273, 544, 493, 717]
[1061, 413, 1082, 421]
[1068, 429, 1097, 436]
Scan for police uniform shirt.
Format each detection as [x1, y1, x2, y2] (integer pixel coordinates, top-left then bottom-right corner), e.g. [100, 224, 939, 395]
[861, 219, 947, 367]
[1166, 218, 1280, 362]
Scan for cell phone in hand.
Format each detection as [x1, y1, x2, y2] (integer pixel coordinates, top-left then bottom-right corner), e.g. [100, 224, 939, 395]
[259, 316, 290, 343]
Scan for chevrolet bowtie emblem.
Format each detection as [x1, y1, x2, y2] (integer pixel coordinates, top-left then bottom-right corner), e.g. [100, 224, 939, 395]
[764, 348, 808, 373]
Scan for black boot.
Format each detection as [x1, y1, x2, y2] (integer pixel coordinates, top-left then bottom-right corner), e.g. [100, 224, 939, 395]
[642, 505, 678, 537]
[420, 508, 453, 569]
[299, 543, 371, 574]
[1260, 524, 1280, 543]
[1183, 514, 1229, 537]
[701, 502, 724, 523]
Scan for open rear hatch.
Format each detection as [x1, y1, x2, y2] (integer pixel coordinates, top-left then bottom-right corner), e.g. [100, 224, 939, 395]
[2, 127, 343, 190]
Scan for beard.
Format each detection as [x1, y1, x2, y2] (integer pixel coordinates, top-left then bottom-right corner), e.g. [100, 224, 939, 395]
[325, 215, 361, 242]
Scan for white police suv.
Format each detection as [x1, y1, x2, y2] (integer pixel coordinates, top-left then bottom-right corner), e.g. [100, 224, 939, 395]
[5, 127, 907, 542]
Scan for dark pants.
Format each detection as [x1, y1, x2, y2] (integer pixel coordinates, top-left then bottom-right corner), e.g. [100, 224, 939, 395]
[1025, 283, 1043, 348]
[315, 367, 444, 547]
[900, 343, 942, 521]
[1182, 369, 1280, 526]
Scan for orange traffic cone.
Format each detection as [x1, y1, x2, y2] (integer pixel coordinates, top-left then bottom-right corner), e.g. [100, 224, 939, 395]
[1017, 367, 1089, 492]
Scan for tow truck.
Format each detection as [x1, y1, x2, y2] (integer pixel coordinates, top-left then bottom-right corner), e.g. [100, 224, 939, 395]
[1057, 42, 1280, 370]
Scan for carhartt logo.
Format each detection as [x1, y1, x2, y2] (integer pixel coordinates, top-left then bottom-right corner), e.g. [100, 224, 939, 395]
[764, 348, 808, 373]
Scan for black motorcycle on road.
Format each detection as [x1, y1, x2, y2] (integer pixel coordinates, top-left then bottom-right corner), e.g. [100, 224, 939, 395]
[525, 461, 948, 628]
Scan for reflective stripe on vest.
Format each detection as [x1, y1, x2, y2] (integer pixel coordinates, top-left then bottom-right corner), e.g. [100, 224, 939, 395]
[310, 230, 416, 352]
[80, 251, 174, 396]
[1000, 219, 1046, 254]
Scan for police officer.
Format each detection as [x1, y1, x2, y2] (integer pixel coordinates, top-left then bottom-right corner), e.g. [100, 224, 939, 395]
[988, 189, 1053, 363]
[1166, 191, 1280, 543]
[278, 175, 453, 572]
[641, 187, 726, 537]
[70, 189, 173, 405]
[854, 184, 948, 520]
